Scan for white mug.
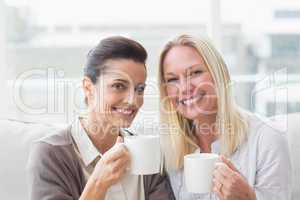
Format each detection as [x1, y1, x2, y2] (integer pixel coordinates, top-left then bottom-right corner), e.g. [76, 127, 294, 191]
[184, 153, 219, 193]
[124, 135, 161, 175]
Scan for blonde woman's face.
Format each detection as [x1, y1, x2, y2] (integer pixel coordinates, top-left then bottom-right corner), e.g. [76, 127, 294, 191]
[162, 46, 217, 120]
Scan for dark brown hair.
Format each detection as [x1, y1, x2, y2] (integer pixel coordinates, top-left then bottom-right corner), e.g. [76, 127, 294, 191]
[84, 36, 147, 84]
[83, 36, 147, 104]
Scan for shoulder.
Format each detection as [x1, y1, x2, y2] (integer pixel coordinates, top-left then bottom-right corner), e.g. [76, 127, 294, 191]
[36, 125, 73, 146]
[27, 127, 84, 200]
[246, 113, 289, 154]
[27, 125, 76, 170]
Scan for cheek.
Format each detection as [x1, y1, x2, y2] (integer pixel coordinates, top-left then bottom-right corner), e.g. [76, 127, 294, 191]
[204, 77, 216, 97]
[165, 86, 178, 106]
[196, 77, 218, 109]
[106, 92, 127, 104]
[192, 75, 215, 94]
[96, 90, 122, 109]
[165, 84, 178, 98]
[201, 82, 216, 95]
[136, 95, 144, 108]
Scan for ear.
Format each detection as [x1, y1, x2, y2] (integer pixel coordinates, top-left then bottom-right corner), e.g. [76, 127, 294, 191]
[82, 76, 94, 105]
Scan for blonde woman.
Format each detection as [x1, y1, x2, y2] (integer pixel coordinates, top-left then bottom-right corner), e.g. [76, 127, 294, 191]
[158, 34, 291, 200]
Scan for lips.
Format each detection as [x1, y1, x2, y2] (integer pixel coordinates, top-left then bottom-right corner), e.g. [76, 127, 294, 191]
[112, 106, 136, 116]
[177, 92, 205, 106]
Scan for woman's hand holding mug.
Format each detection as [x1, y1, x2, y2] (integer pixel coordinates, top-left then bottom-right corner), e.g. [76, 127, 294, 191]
[212, 156, 256, 200]
[90, 136, 130, 192]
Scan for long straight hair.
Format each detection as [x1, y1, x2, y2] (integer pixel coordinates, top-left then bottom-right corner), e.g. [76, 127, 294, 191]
[158, 34, 248, 171]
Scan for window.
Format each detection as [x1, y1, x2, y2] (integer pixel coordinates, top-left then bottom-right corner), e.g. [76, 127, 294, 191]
[1, 0, 300, 123]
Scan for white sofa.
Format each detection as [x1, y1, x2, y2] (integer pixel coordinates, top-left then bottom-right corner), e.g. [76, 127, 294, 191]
[0, 119, 65, 200]
[0, 113, 299, 200]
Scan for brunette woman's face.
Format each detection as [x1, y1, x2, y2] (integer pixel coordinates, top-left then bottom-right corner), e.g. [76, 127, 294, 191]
[85, 59, 146, 128]
[162, 46, 217, 120]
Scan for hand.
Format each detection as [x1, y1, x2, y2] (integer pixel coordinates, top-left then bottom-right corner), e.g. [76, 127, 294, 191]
[90, 136, 131, 191]
[212, 156, 256, 200]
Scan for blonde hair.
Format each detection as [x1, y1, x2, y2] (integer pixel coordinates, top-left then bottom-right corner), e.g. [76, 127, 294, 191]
[158, 34, 248, 171]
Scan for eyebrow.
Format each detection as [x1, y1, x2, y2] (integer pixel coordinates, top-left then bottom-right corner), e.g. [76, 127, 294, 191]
[136, 83, 146, 87]
[187, 64, 203, 70]
[114, 79, 146, 88]
[164, 64, 203, 76]
[164, 72, 176, 76]
[114, 78, 129, 84]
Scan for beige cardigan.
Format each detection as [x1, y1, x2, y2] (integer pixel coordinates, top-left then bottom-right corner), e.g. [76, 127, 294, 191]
[27, 126, 175, 200]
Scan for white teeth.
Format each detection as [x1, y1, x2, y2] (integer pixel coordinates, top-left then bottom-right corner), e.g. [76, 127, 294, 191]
[180, 95, 204, 105]
[115, 108, 134, 115]
[182, 97, 197, 105]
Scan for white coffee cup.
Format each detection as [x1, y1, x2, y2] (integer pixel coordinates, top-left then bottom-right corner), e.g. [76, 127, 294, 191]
[124, 135, 161, 175]
[184, 153, 219, 193]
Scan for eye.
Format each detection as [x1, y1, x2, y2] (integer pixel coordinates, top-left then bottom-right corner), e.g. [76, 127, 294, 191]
[165, 77, 178, 83]
[112, 82, 127, 91]
[135, 84, 146, 95]
[190, 70, 203, 76]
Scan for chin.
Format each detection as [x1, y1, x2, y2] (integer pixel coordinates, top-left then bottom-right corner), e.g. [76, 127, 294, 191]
[120, 122, 132, 128]
[181, 112, 199, 120]
[181, 109, 217, 121]
[177, 107, 200, 120]
[112, 119, 133, 128]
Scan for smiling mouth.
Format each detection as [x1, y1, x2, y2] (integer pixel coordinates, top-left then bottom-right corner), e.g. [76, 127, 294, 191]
[112, 107, 136, 116]
[178, 93, 205, 106]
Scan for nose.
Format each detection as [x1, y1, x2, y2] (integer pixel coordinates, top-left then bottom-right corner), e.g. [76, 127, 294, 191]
[178, 77, 194, 96]
[125, 87, 137, 105]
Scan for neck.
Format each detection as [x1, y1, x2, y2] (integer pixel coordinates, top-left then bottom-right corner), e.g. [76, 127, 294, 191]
[193, 113, 218, 153]
[81, 113, 119, 154]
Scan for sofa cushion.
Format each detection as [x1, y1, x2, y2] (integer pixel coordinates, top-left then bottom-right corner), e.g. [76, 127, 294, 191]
[0, 119, 66, 200]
